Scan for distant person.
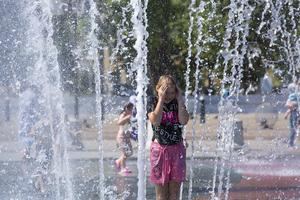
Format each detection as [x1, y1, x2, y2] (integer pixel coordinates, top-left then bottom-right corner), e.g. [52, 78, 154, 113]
[147, 75, 189, 200]
[115, 102, 134, 175]
[128, 95, 138, 141]
[64, 115, 84, 150]
[30, 118, 53, 193]
[18, 85, 54, 193]
[18, 85, 42, 160]
[199, 95, 205, 124]
[261, 73, 273, 95]
[284, 83, 300, 147]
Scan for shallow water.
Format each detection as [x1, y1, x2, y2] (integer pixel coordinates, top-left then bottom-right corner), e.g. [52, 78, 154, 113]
[1, 156, 300, 199]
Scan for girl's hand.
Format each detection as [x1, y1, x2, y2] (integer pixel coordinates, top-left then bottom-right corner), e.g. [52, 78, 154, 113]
[158, 85, 168, 101]
[117, 112, 132, 125]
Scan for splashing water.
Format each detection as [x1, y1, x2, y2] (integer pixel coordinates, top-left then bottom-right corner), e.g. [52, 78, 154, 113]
[2, 0, 300, 199]
[22, 0, 73, 199]
[184, 0, 196, 106]
[187, 2, 207, 200]
[110, 3, 132, 68]
[86, 0, 105, 199]
[129, 0, 149, 199]
[211, 0, 253, 199]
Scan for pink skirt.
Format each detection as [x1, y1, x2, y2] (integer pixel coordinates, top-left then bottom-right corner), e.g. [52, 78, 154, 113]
[150, 141, 186, 185]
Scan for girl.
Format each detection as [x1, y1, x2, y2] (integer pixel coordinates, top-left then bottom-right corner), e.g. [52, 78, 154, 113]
[115, 102, 134, 175]
[148, 75, 189, 200]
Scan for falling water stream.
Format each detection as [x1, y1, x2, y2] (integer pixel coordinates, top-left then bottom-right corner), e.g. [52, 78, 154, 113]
[110, 3, 132, 67]
[86, 0, 105, 199]
[129, 0, 149, 199]
[22, 0, 74, 199]
[210, 0, 253, 199]
[187, 2, 207, 200]
[184, 0, 196, 106]
[1, 0, 300, 199]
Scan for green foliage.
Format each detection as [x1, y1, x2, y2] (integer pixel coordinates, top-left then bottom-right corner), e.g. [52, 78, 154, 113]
[52, 0, 300, 96]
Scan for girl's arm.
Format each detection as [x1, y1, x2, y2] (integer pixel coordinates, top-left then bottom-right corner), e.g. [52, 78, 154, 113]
[117, 112, 131, 125]
[148, 85, 167, 126]
[148, 98, 164, 126]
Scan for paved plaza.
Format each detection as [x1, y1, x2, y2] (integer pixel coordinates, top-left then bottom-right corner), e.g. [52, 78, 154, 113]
[1, 113, 300, 199]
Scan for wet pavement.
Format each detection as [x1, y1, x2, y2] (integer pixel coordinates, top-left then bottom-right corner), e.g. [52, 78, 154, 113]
[1, 150, 300, 199]
[2, 114, 300, 199]
[0, 158, 236, 199]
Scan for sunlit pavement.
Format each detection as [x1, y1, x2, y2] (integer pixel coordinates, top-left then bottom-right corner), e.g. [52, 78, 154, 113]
[1, 138, 300, 199]
[226, 158, 300, 200]
[193, 156, 300, 199]
[1, 157, 300, 199]
[2, 138, 300, 161]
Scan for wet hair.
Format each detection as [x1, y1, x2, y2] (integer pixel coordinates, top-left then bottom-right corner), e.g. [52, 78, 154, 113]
[120, 102, 134, 114]
[155, 75, 177, 93]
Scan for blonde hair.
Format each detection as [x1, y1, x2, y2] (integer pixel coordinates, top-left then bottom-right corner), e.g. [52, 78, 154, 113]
[155, 75, 177, 92]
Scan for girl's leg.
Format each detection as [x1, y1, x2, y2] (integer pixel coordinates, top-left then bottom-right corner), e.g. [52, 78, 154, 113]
[155, 184, 169, 200]
[124, 137, 133, 158]
[289, 128, 297, 147]
[168, 181, 181, 200]
[116, 137, 127, 170]
[119, 139, 132, 170]
[289, 115, 298, 147]
[120, 153, 127, 169]
[36, 174, 46, 193]
[116, 153, 126, 169]
[289, 118, 297, 147]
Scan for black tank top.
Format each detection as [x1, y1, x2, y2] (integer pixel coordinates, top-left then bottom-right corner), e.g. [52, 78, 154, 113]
[148, 97, 183, 145]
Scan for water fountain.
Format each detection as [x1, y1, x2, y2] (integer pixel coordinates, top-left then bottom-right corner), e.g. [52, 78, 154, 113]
[0, 0, 299, 200]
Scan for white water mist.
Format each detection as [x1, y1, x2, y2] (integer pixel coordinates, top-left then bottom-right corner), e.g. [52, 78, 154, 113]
[23, 0, 74, 199]
[130, 0, 149, 199]
[86, 0, 105, 199]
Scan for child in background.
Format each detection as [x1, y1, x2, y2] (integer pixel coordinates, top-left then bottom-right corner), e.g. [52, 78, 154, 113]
[148, 75, 189, 200]
[30, 119, 53, 193]
[284, 89, 300, 147]
[115, 102, 134, 175]
[19, 86, 41, 160]
[128, 95, 138, 141]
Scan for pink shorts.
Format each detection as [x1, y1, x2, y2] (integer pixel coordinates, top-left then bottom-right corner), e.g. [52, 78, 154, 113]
[150, 141, 186, 185]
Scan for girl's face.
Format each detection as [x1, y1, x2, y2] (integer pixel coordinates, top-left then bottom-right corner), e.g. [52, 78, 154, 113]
[125, 105, 133, 114]
[127, 107, 133, 114]
[164, 84, 177, 103]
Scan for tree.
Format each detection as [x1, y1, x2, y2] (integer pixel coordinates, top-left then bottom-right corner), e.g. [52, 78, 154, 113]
[52, 0, 300, 96]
